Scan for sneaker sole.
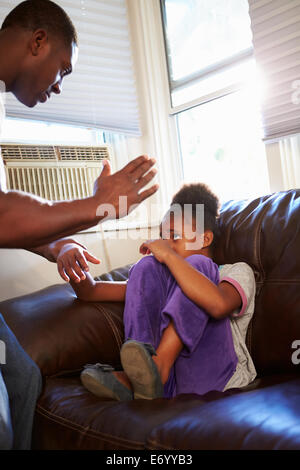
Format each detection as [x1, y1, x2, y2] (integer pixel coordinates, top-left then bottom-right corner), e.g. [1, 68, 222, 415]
[81, 370, 121, 401]
[120, 342, 163, 400]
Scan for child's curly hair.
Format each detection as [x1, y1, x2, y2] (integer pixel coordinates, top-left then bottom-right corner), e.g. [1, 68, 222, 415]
[171, 183, 220, 236]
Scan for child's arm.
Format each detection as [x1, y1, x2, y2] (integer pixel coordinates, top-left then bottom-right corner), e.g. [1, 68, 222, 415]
[140, 240, 241, 319]
[70, 271, 127, 302]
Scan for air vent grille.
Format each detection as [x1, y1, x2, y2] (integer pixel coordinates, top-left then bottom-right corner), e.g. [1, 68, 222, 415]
[2, 145, 56, 160]
[1, 144, 109, 161]
[1, 144, 110, 201]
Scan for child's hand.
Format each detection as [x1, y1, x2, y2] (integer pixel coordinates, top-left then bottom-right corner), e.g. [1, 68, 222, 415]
[56, 243, 101, 283]
[139, 239, 175, 264]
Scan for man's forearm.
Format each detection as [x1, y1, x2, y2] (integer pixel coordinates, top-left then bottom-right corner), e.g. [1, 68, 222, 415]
[28, 242, 57, 262]
[0, 155, 159, 249]
[25, 222, 93, 254]
[0, 190, 101, 248]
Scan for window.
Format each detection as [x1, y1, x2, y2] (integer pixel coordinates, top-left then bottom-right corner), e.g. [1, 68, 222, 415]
[161, 0, 270, 203]
[177, 88, 267, 203]
[1, 118, 105, 146]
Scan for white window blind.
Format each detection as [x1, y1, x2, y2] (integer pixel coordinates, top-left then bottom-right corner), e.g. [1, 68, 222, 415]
[249, 0, 300, 142]
[0, 0, 141, 136]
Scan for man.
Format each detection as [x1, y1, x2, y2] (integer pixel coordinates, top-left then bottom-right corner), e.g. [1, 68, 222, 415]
[0, 0, 158, 449]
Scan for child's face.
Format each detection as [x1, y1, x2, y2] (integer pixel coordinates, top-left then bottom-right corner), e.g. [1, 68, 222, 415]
[159, 211, 206, 259]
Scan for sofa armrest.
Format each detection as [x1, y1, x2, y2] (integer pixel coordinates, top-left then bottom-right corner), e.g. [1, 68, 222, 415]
[0, 265, 132, 377]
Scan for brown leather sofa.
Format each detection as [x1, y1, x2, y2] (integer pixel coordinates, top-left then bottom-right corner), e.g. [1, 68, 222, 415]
[1, 189, 300, 450]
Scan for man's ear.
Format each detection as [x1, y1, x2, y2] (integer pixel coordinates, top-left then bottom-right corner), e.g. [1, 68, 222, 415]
[29, 29, 49, 56]
[203, 230, 214, 248]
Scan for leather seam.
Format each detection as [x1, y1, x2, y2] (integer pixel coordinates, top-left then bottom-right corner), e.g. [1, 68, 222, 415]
[35, 404, 144, 448]
[247, 201, 271, 355]
[94, 304, 123, 351]
[252, 202, 270, 278]
[146, 438, 176, 450]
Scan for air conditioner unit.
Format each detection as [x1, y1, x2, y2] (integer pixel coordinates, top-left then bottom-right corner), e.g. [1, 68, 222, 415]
[1, 144, 110, 201]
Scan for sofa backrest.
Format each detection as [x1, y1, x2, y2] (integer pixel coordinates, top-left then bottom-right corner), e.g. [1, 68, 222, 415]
[214, 189, 300, 375]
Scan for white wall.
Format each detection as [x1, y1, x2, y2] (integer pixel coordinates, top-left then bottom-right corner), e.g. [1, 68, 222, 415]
[0, 226, 159, 301]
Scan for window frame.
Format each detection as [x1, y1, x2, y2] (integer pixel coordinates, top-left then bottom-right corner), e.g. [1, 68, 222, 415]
[159, 0, 273, 201]
[160, 0, 255, 115]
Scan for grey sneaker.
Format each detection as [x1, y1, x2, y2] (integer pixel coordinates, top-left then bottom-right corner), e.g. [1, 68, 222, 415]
[120, 340, 164, 400]
[80, 363, 133, 401]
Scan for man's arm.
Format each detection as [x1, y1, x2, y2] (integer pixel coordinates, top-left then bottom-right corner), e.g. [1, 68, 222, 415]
[0, 156, 158, 249]
[0, 190, 97, 248]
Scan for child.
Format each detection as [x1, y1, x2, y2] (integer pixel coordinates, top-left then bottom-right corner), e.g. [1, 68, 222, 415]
[70, 183, 256, 400]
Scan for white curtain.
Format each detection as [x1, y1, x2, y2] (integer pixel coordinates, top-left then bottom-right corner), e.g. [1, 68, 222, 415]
[279, 134, 300, 189]
[0, 0, 141, 135]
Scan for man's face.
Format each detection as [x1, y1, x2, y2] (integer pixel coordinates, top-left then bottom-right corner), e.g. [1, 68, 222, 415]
[13, 33, 78, 108]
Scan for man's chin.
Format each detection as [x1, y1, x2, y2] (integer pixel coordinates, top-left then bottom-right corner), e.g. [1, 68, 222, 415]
[13, 91, 38, 108]
[25, 100, 37, 108]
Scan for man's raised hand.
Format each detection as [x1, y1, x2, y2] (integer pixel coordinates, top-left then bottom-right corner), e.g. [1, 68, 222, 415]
[93, 155, 159, 221]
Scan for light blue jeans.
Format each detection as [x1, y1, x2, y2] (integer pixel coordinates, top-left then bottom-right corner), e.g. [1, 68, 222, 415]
[0, 314, 42, 450]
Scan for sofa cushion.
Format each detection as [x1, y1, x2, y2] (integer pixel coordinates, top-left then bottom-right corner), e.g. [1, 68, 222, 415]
[0, 284, 127, 378]
[32, 374, 299, 450]
[0, 265, 132, 377]
[146, 378, 300, 450]
[32, 376, 211, 450]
